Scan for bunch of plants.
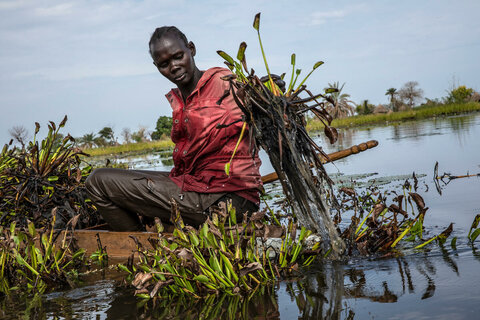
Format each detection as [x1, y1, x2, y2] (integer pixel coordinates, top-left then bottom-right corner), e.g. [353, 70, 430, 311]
[120, 201, 320, 300]
[334, 177, 456, 256]
[216, 13, 345, 257]
[0, 216, 86, 295]
[0, 116, 100, 229]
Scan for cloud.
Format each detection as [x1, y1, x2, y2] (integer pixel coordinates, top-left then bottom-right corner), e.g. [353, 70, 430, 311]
[13, 64, 153, 81]
[309, 10, 347, 25]
[34, 3, 74, 17]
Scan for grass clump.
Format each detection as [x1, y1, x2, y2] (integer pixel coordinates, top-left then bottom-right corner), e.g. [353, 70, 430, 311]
[307, 102, 480, 130]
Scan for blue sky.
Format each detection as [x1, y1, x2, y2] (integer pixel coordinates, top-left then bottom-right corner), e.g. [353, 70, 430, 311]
[1, 0, 479, 144]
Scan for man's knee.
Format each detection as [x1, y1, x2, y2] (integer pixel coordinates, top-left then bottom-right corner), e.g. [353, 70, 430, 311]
[85, 168, 112, 197]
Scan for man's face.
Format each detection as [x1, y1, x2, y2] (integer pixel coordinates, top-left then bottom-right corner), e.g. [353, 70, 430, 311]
[150, 34, 196, 88]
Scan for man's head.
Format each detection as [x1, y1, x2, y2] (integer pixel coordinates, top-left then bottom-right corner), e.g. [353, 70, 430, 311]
[149, 26, 198, 88]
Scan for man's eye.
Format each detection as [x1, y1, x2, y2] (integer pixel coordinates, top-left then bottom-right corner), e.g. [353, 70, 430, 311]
[174, 53, 183, 59]
[158, 62, 168, 68]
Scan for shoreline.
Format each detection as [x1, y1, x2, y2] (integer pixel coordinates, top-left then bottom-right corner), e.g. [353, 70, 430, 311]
[83, 102, 480, 157]
[307, 102, 480, 131]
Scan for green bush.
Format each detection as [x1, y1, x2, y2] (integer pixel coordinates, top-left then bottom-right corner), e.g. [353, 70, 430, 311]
[151, 116, 173, 140]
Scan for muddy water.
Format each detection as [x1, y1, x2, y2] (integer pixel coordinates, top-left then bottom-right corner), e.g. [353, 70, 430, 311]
[2, 113, 480, 319]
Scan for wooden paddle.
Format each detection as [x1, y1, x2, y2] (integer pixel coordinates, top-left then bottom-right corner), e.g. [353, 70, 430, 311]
[261, 140, 379, 184]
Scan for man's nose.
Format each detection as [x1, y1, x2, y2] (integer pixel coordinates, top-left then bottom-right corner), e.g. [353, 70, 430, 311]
[170, 62, 181, 74]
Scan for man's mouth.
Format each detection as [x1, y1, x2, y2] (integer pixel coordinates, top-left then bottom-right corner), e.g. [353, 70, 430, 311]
[174, 73, 186, 81]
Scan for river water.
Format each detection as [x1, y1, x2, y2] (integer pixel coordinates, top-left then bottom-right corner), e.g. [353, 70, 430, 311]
[2, 113, 480, 319]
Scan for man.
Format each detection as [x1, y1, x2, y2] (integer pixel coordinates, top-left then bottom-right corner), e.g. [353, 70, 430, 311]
[85, 26, 262, 231]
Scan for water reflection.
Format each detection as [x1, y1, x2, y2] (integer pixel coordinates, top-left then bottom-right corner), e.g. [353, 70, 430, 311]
[3, 241, 477, 319]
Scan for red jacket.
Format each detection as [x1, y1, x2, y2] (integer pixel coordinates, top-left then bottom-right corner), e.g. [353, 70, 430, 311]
[166, 67, 262, 203]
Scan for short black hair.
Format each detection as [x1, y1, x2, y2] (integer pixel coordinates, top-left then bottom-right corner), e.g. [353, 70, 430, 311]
[149, 26, 188, 56]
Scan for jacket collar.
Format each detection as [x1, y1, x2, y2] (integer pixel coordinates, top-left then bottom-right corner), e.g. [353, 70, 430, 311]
[165, 67, 226, 104]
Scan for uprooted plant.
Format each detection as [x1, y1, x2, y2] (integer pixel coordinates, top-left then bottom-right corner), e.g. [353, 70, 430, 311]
[0, 116, 99, 229]
[216, 12, 345, 257]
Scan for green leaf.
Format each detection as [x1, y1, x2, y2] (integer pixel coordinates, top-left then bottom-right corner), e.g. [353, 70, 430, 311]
[253, 12, 261, 30]
[34, 122, 40, 135]
[450, 237, 457, 250]
[47, 176, 59, 182]
[237, 42, 247, 62]
[325, 87, 339, 94]
[118, 264, 132, 274]
[216, 51, 235, 65]
[194, 275, 210, 283]
[59, 115, 68, 128]
[470, 228, 480, 242]
[313, 61, 324, 69]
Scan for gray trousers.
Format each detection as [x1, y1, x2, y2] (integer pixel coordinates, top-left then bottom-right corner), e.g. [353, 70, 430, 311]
[85, 168, 258, 231]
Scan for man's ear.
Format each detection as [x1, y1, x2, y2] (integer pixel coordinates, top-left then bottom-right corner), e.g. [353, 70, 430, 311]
[188, 41, 196, 57]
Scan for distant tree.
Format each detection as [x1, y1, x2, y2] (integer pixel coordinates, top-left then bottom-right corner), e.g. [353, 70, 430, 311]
[151, 116, 173, 140]
[94, 136, 107, 147]
[444, 85, 474, 104]
[385, 88, 398, 110]
[98, 126, 115, 145]
[131, 126, 149, 143]
[9, 125, 29, 148]
[398, 81, 423, 108]
[121, 127, 132, 144]
[78, 132, 96, 149]
[324, 82, 355, 118]
[356, 100, 375, 115]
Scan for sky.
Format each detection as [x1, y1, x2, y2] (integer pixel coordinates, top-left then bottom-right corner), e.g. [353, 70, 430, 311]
[1, 0, 479, 144]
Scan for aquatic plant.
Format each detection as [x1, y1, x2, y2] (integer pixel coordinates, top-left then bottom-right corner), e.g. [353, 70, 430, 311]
[0, 116, 99, 229]
[217, 12, 345, 257]
[468, 214, 480, 243]
[335, 176, 454, 255]
[121, 201, 319, 299]
[0, 217, 85, 295]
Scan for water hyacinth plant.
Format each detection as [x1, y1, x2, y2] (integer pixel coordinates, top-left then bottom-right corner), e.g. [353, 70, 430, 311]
[335, 176, 454, 255]
[121, 201, 319, 299]
[0, 116, 99, 229]
[0, 216, 86, 295]
[217, 12, 345, 257]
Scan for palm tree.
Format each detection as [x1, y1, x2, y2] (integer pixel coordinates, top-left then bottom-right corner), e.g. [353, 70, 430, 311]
[324, 82, 355, 118]
[78, 132, 96, 149]
[385, 88, 397, 110]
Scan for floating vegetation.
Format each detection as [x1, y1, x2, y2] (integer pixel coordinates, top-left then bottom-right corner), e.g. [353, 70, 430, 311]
[121, 201, 320, 299]
[0, 217, 85, 295]
[468, 214, 480, 243]
[217, 13, 344, 257]
[0, 116, 99, 229]
[335, 175, 454, 255]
